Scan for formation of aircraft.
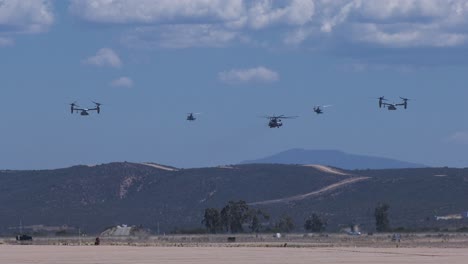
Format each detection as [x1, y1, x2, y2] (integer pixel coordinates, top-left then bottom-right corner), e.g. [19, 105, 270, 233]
[69, 96, 411, 128]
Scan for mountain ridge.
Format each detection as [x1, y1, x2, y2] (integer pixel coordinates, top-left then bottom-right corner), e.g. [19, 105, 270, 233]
[241, 148, 425, 169]
[1, 162, 467, 235]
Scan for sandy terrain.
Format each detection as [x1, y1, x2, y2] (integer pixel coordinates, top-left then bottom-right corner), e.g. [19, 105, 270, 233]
[0, 245, 467, 264]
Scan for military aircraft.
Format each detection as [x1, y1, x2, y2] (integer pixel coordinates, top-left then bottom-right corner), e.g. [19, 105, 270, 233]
[70, 101, 102, 116]
[378, 96, 410, 110]
[313, 105, 332, 114]
[262, 115, 298, 128]
[186, 112, 201, 121]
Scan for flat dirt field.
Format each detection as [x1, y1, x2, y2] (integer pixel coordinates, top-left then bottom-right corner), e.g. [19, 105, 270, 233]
[0, 245, 468, 264]
[2, 234, 468, 264]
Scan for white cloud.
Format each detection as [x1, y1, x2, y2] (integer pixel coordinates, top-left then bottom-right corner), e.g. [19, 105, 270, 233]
[70, 0, 315, 48]
[219, 66, 279, 84]
[70, 0, 315, 28]
[448, 131, 468, 144]
[83, 48, 122, 68]
[354, 23, 468, 48]
[313, 0, 468, 48]
[123, 25, 246, 49]
[245, 0, 315, 29]
[0, 0, 54, 33]
[69, 0, 468, 51]
[0, 37, 13, 46]
[69, 0, 245, 24]
[110, 77, 133, 88]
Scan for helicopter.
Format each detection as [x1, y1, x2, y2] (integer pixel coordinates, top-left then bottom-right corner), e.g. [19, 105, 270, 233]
[378, 96, 410, 110]
[313, 105, 332, 114]
[70, 101, 102, 116]
[262, 115, 298, 128]
[186, 112, 201, 121]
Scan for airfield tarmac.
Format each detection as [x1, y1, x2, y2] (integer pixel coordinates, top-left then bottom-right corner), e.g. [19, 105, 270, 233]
[0, 245, 468, 264]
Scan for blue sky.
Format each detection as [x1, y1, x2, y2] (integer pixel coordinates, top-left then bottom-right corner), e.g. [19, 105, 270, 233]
[2, 0, 468, 169]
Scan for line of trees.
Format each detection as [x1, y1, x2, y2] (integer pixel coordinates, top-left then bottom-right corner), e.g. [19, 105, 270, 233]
[202, 200, 270, 233]
[203, 201, 392, 233]
[202, 200, 329, 234]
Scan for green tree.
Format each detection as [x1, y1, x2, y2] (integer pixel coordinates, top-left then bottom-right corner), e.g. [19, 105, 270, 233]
[249, 209, 270, 233]
[220, 200, 250, 233]
[202, 208, 221, 233]
[275, 215, 295, 233]
[375, 203, 390, 232]
[304, 214, 327, 233]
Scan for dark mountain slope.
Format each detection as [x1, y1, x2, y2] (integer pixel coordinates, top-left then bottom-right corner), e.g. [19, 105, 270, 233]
[1, 163, 467, 235]
[0, 163, 353, 234]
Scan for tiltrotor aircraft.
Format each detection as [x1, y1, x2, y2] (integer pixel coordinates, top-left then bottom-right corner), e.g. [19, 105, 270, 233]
[70, 101, 102, 116]
[377, 96, 410, 110]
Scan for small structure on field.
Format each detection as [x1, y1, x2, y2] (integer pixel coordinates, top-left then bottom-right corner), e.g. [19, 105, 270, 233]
[100, 225, 150, 237]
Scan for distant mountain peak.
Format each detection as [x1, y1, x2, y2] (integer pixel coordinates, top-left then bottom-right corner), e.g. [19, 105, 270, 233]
[241, 149, 425, 170]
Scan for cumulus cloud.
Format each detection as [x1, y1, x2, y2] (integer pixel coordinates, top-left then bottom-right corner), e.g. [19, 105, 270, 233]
[110, 77, 133, 88]
[313, 0, 468, 48]
[69, 0, 244, 24]
[0, 0, 54, 33]
[69, 0, 468, 58]
[348, 23, 468, 48]
[69, 0, 314, 28]
[219, 67, 279, 84]
[123, 25, 247, 49]
[83, 48, 122, 68]
[70, 0, 315, 48]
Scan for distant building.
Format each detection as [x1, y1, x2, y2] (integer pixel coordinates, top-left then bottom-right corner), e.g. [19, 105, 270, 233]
[435, 214, 463, 221]
[100, 225, 150, 237]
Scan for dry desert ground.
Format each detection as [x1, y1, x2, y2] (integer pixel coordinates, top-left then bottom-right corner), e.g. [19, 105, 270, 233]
[1, 245, 468, 264]
[2, 234, 468, 264]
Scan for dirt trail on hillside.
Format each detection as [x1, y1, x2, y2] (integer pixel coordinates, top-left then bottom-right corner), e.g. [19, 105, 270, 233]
[249, 176, 369, 206]
[139, 163, 178, 171]
[303, 164, 349, 175]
